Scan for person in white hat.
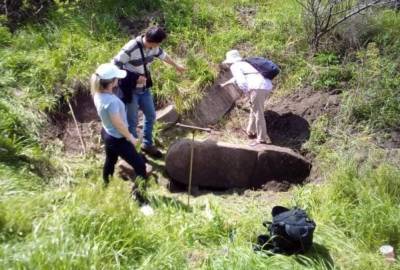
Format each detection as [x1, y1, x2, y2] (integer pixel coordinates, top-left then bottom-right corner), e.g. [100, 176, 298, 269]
[90, 63, 149, 189]
[220, 50, 273, 145]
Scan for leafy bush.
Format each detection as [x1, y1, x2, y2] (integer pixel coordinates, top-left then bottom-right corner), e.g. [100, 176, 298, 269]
[0, 18, 11, 46]
[343, 43, 400, 129]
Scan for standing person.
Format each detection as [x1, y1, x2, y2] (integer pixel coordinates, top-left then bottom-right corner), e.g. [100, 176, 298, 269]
[90, 63, 148, 188]
[220, 50, 274, 145]
[113, 26, 186, 159]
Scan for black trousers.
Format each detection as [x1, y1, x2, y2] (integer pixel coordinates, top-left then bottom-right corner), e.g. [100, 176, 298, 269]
[101, 129, 146, 183]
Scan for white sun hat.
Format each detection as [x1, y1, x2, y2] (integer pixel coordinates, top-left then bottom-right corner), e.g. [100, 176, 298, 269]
[95, 63, 127, 80]
[223, 49, 243, 64]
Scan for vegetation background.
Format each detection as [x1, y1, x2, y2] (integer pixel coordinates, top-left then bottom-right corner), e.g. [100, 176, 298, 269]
[0, 0, 399, 269]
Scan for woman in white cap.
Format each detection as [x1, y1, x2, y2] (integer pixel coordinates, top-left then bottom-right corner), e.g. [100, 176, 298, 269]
[220, 49, 273, 145]
[90, 63, 148, 187]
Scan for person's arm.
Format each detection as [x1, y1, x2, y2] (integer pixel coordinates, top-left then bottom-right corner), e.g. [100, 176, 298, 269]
[110, 114, 137, 145]
[113, 40, 135, 68]
[106, 100, 137, 145]
[230, 63, 248, 92]
[160, 52, 186, 73]
[220, 77, 236, 88]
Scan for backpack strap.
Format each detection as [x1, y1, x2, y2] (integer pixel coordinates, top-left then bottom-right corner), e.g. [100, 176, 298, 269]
[271, 206, 290, 217]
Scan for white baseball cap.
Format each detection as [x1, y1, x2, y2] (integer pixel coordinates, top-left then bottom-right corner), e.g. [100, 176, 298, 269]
[223, 49, 243, 64]
[95, 63, 127, 80]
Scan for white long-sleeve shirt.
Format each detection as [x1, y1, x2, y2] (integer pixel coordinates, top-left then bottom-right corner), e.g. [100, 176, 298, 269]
[229, 61, 273, 93]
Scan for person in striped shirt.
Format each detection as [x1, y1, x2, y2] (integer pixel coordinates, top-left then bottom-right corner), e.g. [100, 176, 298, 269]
[113, 26, 186, 158]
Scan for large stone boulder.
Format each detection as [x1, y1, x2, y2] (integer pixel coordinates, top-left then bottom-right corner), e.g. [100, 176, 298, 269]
[165, 139, 311, 189]
[156, 104, 179, 126]
[186, 67, 242, 127]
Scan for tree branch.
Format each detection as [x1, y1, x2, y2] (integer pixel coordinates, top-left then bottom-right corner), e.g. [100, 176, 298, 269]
[4, 0, 8, 17]
[317, 0, 386, 40]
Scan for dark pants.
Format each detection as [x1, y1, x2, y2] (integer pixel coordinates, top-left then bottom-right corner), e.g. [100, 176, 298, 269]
[101, 129, 146, 184]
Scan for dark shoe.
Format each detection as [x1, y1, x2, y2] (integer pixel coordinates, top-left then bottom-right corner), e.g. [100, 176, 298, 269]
[131, 187, 147, 205]
[140, 153, 149, 163]
[141, 144, 163, 159]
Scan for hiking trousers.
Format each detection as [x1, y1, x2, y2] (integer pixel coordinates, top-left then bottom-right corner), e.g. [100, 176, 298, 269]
[101, 129, 146, 184]
[246, 89, 271, 142]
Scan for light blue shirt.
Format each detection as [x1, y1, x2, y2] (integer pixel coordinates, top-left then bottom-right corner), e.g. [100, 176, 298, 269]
[93, 92, 127, 138]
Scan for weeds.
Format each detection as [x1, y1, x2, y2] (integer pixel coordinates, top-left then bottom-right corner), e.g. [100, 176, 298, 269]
[0, 0, 400, 269]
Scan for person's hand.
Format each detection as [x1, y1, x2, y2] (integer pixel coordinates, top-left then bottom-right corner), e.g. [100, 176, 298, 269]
[137, 75, 147, 84]
[175, 64, 186, 73]
[128, 135, 138, 146]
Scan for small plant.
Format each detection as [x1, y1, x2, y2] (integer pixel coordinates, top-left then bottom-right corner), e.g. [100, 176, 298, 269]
[303, 115, 330, 154]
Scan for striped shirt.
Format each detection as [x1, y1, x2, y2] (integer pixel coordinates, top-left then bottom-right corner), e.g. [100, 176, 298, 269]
[112, 36, 167, 87]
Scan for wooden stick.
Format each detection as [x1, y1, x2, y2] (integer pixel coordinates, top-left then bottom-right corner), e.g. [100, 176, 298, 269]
[67, 99, 86, 155]
[187, 131, 195, 206]
[4, 0, 8, 17]
[176, 122, 212, 133]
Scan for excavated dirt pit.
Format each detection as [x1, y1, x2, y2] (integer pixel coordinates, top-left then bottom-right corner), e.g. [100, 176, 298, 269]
[42, 66, 340, 194]
[44, 87, 102, 155]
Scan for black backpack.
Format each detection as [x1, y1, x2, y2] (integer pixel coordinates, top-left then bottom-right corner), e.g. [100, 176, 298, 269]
[245, 57, 280, 80]
[255, 206, 316, 255]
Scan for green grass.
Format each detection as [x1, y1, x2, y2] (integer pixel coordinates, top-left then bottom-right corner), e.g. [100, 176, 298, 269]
[1, 0, 400, 269]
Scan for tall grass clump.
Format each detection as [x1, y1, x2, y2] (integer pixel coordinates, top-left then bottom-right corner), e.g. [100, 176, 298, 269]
[342, 42, 400, 130]
[293, 143, 400, 269]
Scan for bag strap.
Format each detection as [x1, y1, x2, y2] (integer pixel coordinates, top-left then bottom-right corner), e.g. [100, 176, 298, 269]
[136, 36, 150, 79]
[242, 59, 263, 76]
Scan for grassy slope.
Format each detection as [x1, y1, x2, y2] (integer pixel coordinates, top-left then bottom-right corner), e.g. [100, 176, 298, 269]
[1, 0, 400, 269]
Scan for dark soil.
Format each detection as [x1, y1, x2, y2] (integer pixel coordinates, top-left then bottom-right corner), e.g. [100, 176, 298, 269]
[43, 84, 102, 155]
[0, 0, 53, 31]
[265, 88, 340, 150]
[43, 84, 167, 154]
[267, 88, 341, 124]
[376, 129, 400, 149]
[119, 11, 165, 37]
[214, 88, 340, 152]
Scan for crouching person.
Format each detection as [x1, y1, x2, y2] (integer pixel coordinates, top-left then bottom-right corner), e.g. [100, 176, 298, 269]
[220, 50, 276, 145]
[90, 63, 148, 188]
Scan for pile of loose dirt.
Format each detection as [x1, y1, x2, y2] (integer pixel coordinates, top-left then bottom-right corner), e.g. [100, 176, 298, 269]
[267, 88, 341, 124]
[213, 88, 340, 151]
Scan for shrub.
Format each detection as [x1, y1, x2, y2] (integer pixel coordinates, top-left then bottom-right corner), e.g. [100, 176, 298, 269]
[343, 43, 400, 129]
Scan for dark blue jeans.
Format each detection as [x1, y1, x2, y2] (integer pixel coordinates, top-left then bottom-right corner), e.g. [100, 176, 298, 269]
[126, 89, 156, 147]
[101, 129, 146, 184]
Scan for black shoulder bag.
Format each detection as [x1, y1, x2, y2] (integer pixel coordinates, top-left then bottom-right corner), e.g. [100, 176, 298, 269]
[118, 37, 153, 103]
